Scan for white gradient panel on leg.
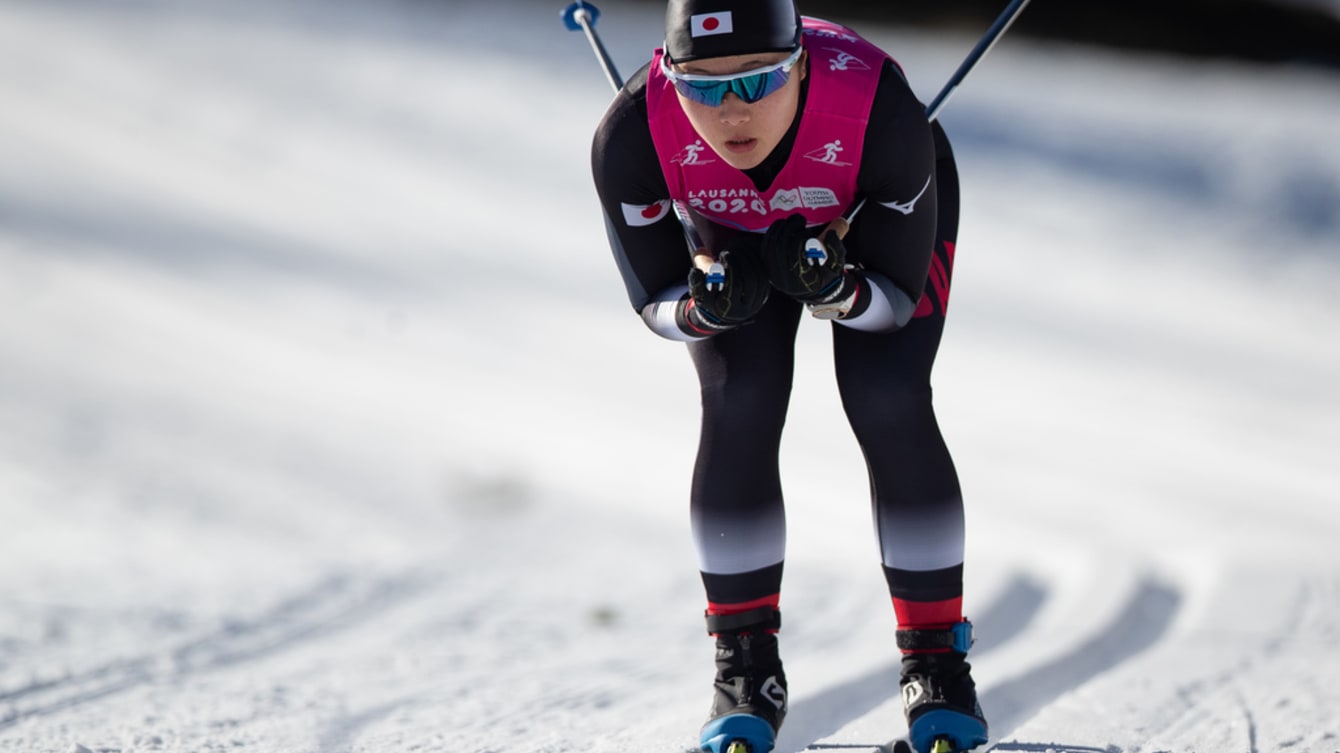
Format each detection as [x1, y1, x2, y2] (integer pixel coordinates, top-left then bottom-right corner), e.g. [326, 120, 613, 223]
[693, 504, 787, 575]
[876, 497, 965, 571]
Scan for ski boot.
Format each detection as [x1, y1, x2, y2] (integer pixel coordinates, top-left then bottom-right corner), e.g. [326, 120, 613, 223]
[897, 620, 988, 753]
[699, 607, 787, 753]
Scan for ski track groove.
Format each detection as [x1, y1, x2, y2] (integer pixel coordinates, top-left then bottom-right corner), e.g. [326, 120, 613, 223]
[0, 569, 434, 730]
[1123, 575, 1331, 752]
[1236, 685, 1260, 753]
[793, 576, 1182, 753]
[316, 697, 415, 753]
[786, 575, 1047, 753]
[990, 744, 1119, 753]
[982, 579, 1182, 750]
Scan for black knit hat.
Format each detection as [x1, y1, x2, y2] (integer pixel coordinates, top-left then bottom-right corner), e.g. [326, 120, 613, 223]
[664, 0, 802, 63]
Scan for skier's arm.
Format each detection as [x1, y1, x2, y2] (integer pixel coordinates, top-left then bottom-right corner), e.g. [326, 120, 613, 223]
[591, 66, 720, 342]
[836, 60, 940, 333]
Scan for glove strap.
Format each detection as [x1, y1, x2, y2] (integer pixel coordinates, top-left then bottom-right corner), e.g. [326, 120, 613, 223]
[679, 297, 735, 337]
[806, 272, 860, 320]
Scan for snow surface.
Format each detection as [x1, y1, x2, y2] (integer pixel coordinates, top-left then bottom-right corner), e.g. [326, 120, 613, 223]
[2, 1, 1339, 752]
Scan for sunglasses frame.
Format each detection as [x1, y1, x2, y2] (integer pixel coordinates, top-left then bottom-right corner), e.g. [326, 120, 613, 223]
[661, 45, 805, 107]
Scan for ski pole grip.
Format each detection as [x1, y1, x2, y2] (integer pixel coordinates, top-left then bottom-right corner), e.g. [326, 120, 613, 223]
[824, 216, 851, 240]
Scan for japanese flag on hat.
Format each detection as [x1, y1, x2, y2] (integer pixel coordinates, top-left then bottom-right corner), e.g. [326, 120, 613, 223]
[664, 0, 798, 62]
[690, 11, 733, 37]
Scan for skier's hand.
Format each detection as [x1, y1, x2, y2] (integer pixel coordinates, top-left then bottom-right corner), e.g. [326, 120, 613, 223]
[763, 214, 862, 319]
[686, 243, 771, 331]
[763, 214, 850, 302]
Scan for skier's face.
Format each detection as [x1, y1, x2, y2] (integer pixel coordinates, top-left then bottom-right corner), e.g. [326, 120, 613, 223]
[669, 49, 807, 170]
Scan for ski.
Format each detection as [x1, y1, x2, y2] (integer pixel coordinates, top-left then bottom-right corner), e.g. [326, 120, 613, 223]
[891, 735, 972, 753]
[795, 737, 949, 753]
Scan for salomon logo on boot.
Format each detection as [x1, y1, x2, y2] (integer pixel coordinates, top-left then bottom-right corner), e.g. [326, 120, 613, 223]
[760, 676, 787, 710]
[700, 607, 787, 753]
[897, 621, 988, 753]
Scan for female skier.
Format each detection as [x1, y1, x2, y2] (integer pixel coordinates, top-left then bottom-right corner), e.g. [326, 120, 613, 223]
[590, 1, 987, 751]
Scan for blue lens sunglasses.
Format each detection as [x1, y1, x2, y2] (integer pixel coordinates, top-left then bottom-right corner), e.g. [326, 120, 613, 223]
[661, 45, 804, 107]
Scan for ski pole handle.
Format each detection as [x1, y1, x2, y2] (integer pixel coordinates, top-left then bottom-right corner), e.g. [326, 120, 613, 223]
[677, 201, 720, 272]
[704, 259, 726, 291]
[802, 215, 851, 267]
[823, 215, 851, 241]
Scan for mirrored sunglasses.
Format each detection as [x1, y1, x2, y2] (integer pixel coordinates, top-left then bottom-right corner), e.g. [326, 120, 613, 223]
[661, 46, 804, 107]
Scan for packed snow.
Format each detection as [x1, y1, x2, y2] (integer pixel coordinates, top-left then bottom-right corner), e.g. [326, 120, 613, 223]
[2, 1, 1338, 752]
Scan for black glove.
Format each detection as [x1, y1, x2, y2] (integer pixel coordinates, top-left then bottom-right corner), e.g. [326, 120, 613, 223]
[762, 214, 852, 302]
[685, 245, 771, 332]
[762, 214, 864, 319]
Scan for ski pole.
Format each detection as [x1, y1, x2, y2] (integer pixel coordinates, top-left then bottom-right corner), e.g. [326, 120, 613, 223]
[834, 0, 1032, 233]
[561, 1, 624, 91]
[928, 0, 1031, 122]
[561, 2, 722, 287]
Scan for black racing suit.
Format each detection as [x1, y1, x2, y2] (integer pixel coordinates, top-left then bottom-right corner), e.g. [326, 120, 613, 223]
[591, 55, 966, 626]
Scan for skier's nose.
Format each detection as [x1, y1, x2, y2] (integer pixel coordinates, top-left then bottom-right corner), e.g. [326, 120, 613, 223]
[718, 93, 751, 125]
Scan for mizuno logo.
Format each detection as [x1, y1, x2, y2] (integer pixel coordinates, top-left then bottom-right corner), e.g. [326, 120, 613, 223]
[880, 174, 931, 215]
